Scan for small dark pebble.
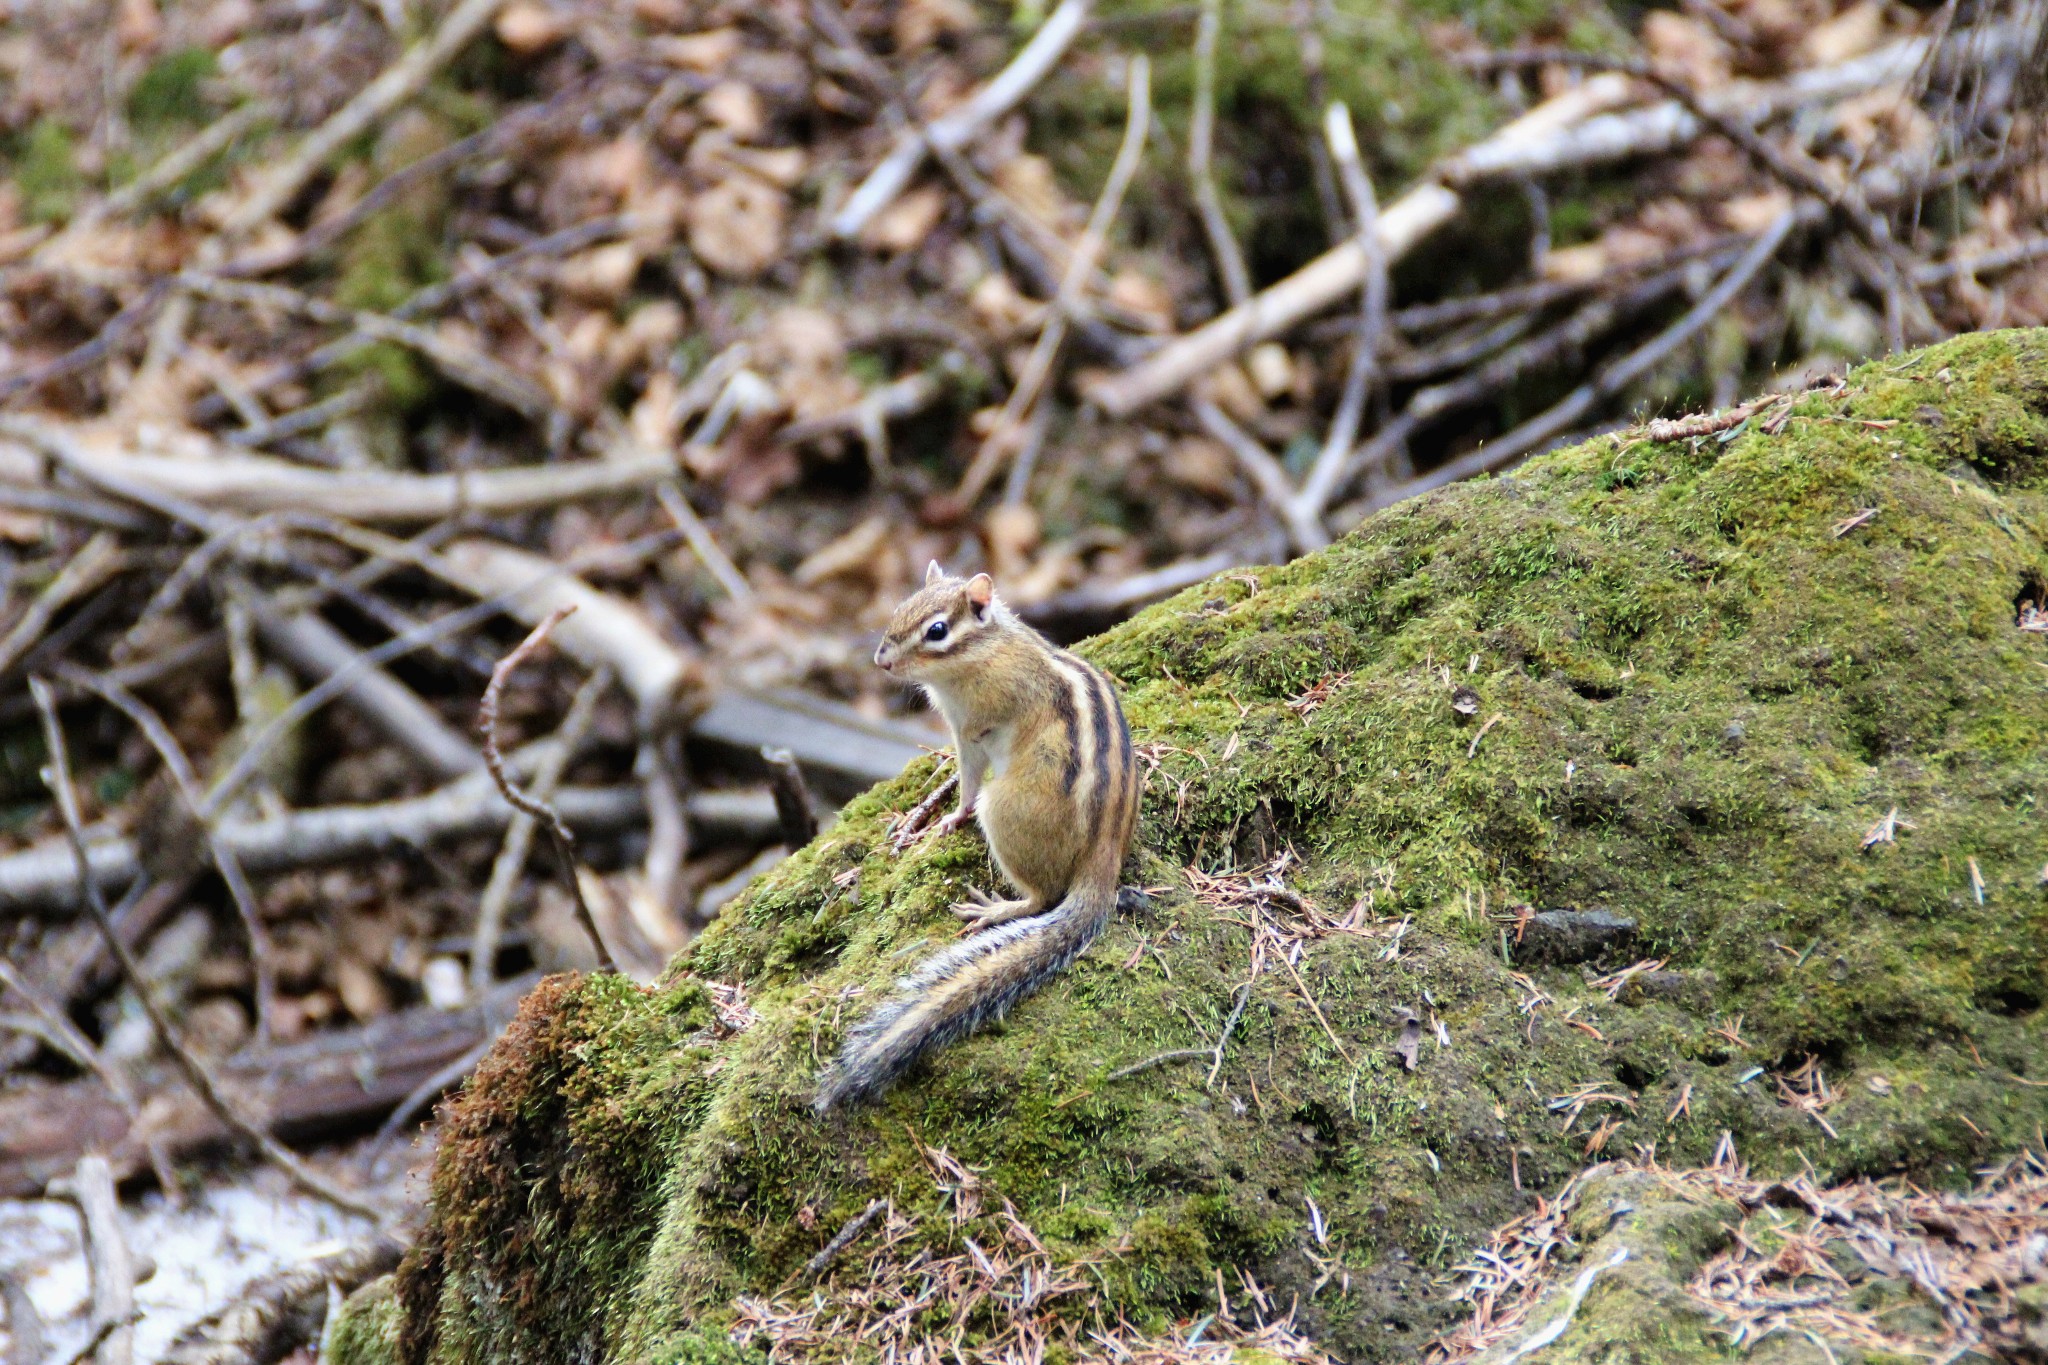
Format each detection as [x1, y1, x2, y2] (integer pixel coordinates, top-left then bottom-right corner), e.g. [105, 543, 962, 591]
[1516, 908, 1638, 966]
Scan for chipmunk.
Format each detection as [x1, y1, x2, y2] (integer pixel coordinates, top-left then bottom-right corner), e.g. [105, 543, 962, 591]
[814, 562, 1140, 1111]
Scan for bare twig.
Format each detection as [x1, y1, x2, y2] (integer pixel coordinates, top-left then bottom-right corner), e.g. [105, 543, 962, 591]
[1352, 211, 1797, 518]
[59, 1155, 135, 1365]
[29, 678, 386, 1221]
[470, 665, 612, 997]
[762, 746, 820, 849]
[176, 274, 554, 419]
[1205, 981, 1252, 1087]
[0, 532, 124, 680]
[954, 54, 1151, 508]
[1645, 394, 1789, 443]
[61, 665, 283, 1045]
[247, 597, 482, 781]
[829, 0, 1093, 240]
[220, 0, 509, 237]
[1296, 101, 1388, 525]
[47, 101, 271, 243]
[654, 481, 754, 604]
[0, 959, 174, 1194]
[802, 1199, 888, 1280]
[478, 608, 617, 974]
[1189, 398, 1326, 553]
[1188, 0, 1251, 308]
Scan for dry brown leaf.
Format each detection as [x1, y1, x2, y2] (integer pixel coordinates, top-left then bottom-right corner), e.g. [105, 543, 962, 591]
[982, 502, 1041, 581]
[1720, 187, 1795, 234]
[795, 515, 893, 587]
[632, 370, 681, 448]
[1246, 343, 1296, 400]
[992, 153, 1066, 229]
[1162, 435, 1236, 499]
[1643, 12, 1731, 87]
[688, 174, 786, 278]
[496, 0, 570, 53]
[556, 241, 644, 304]
[1197, 361, 1267, 424]
[651, 27, 742, 71]
[862, 184, 947, 254]
[701, 81, 765, 141]
[333, 956, 392, 1022]
[966, 272, 1044, 335]
[1542, 242, 1607, 282]
[1831, 85, 1935, 158]
[1107, 271, 1175, 332]
[117, 0, 162, 50]
[756, 307, 861, 420]
[894, 0, 979, 51]
[1802, 0, 1885, 65]
[717, 144, 808, 188]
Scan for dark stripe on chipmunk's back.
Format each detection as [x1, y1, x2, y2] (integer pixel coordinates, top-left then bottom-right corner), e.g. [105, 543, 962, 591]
[1052, 669, 1082, 795]
[1077, 661, 1117, 827]
[1106, 677, 1133, 824]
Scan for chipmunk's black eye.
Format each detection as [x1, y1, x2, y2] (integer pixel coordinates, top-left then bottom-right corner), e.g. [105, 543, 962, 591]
[925, 619, 949, 642]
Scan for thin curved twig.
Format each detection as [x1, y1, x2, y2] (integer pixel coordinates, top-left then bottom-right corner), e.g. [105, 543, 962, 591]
[477, 607, 617, 974]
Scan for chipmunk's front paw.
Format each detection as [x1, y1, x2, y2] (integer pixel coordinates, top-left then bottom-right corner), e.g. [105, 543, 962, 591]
[932, 806, 977, 838]
[952, 888, 1035, 935]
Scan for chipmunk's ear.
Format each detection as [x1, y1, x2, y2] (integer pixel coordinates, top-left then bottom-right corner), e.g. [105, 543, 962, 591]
[925, 560, 946, 586]
[965, 573, 995, 613]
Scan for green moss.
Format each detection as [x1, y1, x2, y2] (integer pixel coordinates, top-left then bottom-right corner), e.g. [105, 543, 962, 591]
[353, 329, 2048, 1365]
[13, 118, 79, 224]
[126, 47, 218, 129]
[328, 1277, 404, 1365]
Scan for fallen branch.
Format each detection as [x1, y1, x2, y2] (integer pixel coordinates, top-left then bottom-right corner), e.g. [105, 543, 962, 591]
[478, 608, 617, 974]
[828, 0, 1092, 240]
[0, 415, 679, 522]
[1086, 182, 1459, 416]
[55, 1155, 135, 1365]
[1082, 74, 1636, 417]
[434, 537, 704, 734]
[64, 666, 285, 1045]
[0, 961, 158, 1181]
[29, 679, 386, 1222]
[0, 975, 537, 1196]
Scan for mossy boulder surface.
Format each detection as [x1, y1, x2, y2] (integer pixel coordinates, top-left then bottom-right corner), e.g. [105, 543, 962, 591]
[372, 329, 2048, 1364]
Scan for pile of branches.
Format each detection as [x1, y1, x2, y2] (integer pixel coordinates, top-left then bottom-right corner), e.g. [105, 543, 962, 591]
[0, 0, 2042, 1349]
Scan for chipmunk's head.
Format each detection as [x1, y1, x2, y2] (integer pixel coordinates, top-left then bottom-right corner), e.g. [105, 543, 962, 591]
[875, 561, 1006, 681]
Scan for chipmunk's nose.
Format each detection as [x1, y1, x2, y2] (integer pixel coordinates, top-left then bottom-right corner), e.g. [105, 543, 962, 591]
[874, 642, 894, 670]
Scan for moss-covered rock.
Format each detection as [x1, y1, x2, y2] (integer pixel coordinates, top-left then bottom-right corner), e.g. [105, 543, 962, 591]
[359, 328, 2048, 1363]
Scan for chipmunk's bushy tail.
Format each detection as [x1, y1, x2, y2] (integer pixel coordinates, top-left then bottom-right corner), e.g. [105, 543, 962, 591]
[814, 883, 1114, 1112]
